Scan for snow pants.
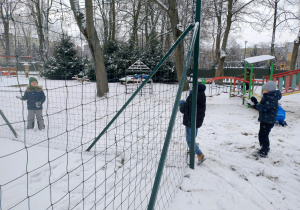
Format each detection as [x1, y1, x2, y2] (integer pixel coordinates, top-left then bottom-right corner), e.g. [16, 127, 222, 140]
[258, 122, 274, 151]
[27, 109, 45, 129]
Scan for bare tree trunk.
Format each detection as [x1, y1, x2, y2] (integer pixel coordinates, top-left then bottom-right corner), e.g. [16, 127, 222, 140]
[0, 1, 18, 62]
[131, 0, 142, 45]
[168, 1, 188, 90]
[21, 25, 32, 56]
[213, 0, 222, 66]
[152, 0, 188, 90]
[290, 29, 300, 70]
[111, 0, 116, 41]
[99, 0, 109, 44]
[215, 0, 233, 79]
[4, 22, 11, 62]
[70, 0, 109, 97]
[270, 0, 279, 57]
[26, 0, 52, 62]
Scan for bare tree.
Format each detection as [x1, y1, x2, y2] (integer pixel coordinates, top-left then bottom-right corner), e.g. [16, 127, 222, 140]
[151, 0, 188, 90]
[97, 0, 116, 44]
[0, 0, 19, 62]
[257, 0, 300, 60]
[70, 0, 109, 97]
[213, 0, 254, 79]
[25, 0, 52, 62]
[290, 29, 300, 70]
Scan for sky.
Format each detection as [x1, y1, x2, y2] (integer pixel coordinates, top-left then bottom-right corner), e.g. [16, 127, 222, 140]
[237, 28, 298, 47]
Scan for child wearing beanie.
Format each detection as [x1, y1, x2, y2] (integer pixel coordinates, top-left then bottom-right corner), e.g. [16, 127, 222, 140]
[16, 77, 46, 130]
[251, 81, 282, 157]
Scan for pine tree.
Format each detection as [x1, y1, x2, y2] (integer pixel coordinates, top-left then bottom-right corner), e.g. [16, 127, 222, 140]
[43, 34, 81, 80]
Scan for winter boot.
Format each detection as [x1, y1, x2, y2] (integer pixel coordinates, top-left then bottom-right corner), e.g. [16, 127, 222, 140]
[257, 148, 270, 158]
[27, 121, 34, 129]
[37, 121, 45, 130]
[197, 153, 205, 165]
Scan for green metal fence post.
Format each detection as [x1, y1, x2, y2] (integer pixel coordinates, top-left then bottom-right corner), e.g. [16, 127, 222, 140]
[242, 62, 248, 105]
[229, 79, 232, 98]
[247, 64, 254, 108]
[147, 22, 199, 210]
[0, 109, 18, 138]
[190, 0, 202, 169]
[270, 61, 274, 80]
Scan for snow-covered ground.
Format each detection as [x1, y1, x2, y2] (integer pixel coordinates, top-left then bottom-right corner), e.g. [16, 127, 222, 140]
[1, 75, 300, 210]
[168, 89, 300, 210]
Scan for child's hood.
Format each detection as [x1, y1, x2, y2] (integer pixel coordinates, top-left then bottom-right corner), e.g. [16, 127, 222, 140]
[265, 90, 282, 100]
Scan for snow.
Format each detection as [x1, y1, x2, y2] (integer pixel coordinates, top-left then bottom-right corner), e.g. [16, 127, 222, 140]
[167, 89, 300, 210]
[155, 0, 168, 11]
[1, 76, 300, 210]
[244, 55, 275, 64]
[220, 50, 226, 58]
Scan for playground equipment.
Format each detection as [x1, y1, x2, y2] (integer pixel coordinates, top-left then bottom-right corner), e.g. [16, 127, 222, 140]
[205, 76, 254, 97]
[122, 60, 153, 95]
[263, 68, 300, 96]
[243, 55, 275, 105]
[205, 55, 276, 100]
[0, 66, 17, 76]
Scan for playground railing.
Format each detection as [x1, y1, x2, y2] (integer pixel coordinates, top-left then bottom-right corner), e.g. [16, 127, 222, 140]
[263, 69, 300, 95]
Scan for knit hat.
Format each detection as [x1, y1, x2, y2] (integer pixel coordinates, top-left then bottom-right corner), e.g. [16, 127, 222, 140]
[29, 77, 38, 85]
[198, 83, 206, 91]
[262, 81, 276, 92]
[247, 68, 251, 72]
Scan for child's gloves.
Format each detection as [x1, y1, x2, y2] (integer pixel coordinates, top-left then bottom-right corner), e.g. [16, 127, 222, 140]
[35, 101, 42, 108]
[250, 96, 258, 105]
[16, 96, 21, 99]
[179, 100, 185, 107]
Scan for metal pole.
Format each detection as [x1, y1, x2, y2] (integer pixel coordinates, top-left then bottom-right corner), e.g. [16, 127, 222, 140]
[190, 0, 202, 169]
[270, 61, 274, 80]
[147, 22, 199, 210]
[244, 41, 247, 59]
[247, 64, 254, 108]
[242, 62, 248, 105]
[0, 109, 18, 138]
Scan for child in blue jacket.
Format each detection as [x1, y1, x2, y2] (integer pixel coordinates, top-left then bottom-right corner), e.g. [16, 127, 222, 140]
[276, 105, 287, 126]
[17, 77, 46, 130]
[251, 81, 281, 157]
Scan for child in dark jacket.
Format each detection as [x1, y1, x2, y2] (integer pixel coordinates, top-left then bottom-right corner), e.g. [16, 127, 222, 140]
[179, 83, 206, 164]
[251, 81, 282, 157]
[17, 77, 46, 130]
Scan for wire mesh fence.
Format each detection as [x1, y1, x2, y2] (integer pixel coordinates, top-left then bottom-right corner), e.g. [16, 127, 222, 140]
[0, 72, 191, 209]
[0, 1, 199, 209]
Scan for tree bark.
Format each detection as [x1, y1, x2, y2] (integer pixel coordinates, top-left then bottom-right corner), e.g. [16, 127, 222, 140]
[270, 0, 278, 57]
[213, 0, 222, 66]
[215, 0, 233, 79]
[290, 29, 300, 70]
[26, 0, 52, 62]
[70, 0, 109, 97]
[168, 0, 188, 90]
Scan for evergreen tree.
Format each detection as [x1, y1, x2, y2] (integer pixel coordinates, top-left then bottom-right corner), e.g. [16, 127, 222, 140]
[43, 34, 81, 80]
[100, 34, 175, 83]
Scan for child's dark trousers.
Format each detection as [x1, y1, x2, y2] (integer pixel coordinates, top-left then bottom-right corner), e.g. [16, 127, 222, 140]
[258, 122, 274, 151]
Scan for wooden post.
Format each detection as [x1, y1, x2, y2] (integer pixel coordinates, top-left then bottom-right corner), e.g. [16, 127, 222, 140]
[24, 63, 29, 78]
